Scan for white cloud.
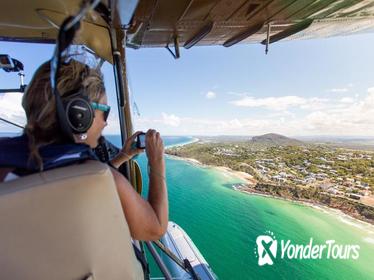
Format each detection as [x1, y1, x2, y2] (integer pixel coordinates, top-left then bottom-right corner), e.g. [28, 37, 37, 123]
[230, 95, 329, 111]
[161, 112, 181, 127]
[205, 91, 216, 99]
[339, 97, 354, 103]
[303, 90, 374, 135]
[230, 95, 306, 110]
[300, 97, 329, 110]
[132, 89, 374, 136]
[134, 113, 302, 136]
[0, 92, 26, 131]
[328, 88, 349, 93]
[367, 87, 374, 94]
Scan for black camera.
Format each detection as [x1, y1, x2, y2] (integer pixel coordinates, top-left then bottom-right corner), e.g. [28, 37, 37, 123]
[136, 133, 146, 149]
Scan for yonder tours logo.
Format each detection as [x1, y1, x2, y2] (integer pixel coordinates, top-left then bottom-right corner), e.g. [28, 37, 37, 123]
[255, 231, 278, 266]
[254, 231, 360, 266]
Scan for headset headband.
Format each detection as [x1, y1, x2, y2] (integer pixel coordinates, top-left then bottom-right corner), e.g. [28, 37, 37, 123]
[50, 17, 83, 142]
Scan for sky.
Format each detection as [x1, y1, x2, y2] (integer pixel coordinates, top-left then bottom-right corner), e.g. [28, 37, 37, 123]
[1, 32, 374, 137]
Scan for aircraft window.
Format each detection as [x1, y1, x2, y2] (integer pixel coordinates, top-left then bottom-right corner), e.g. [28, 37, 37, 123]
[0, 42, 53, 136]
[0, 42, 119, 139]
[100, 61, 120, 140]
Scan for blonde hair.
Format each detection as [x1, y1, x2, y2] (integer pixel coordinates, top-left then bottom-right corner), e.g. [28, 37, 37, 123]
[22, 59, 106, 170]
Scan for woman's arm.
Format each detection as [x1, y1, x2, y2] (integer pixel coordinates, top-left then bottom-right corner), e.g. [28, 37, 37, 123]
[110, 153, 130, 169]
[111, 129, 168, 241]
[146, 161, 168, 234]
[145, 130, 168, 235]
[111, 168, 167, 241]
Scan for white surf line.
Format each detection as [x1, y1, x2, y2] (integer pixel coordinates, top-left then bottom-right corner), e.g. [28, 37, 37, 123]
[165, 137, 199, 149]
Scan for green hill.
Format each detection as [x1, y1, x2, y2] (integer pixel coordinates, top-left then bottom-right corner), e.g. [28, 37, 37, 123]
[250, 133, 304, 146]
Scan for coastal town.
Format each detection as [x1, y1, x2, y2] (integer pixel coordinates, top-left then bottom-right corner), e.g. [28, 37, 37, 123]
[242, 147, 372, 202]
[166, 134, 374, 223]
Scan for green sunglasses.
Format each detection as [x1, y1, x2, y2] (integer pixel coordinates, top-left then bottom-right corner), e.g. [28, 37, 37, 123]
[91, 102, 111, 121]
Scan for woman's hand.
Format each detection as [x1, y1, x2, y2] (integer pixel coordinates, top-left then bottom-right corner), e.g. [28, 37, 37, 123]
[121, 131, 145, 159]
[145, 129, 165, 167]
[110, 131, 144, 168]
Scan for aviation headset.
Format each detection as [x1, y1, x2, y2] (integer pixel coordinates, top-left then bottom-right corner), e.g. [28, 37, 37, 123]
[62, 89, 94, 134]
[50, 17, 94, 141]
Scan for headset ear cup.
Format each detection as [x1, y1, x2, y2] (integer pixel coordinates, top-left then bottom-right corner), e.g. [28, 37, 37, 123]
[65, 97, 94, 133]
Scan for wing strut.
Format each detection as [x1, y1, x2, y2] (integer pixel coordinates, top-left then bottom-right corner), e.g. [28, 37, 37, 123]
[166, 35, 180, 59]
[265, 23, 271, 54]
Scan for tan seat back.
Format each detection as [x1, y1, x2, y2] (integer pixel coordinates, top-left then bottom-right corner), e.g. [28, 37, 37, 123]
[0, 160, 144, 280]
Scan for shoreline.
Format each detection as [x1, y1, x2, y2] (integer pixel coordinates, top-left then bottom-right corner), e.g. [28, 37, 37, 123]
[165, 137, 199, 149]
[167, 154, 374, 230]
[236, 187, 374, 230]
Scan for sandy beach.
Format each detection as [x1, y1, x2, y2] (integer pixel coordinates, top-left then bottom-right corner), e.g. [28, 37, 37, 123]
[168, 154, 256, 183]
[214, 166, 257, 184]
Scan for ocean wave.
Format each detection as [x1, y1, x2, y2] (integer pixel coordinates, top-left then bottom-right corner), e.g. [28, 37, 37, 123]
[337, 215, 374, 234]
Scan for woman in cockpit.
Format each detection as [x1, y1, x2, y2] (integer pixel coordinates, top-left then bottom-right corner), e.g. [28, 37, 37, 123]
[0, 59, 168, 241]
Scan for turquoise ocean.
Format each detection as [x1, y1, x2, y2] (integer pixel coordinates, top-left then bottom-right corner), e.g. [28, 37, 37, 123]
[106, 135, 374, 280]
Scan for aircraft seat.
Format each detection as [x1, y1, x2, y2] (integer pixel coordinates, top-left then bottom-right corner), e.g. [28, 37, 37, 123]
[0, 160, 144, 280]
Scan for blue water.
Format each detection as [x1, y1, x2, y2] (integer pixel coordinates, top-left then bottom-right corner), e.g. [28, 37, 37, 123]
[106, 134, 374, 280]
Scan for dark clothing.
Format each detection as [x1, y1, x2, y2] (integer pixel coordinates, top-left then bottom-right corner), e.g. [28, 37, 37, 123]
[0, 134, 97, 175]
